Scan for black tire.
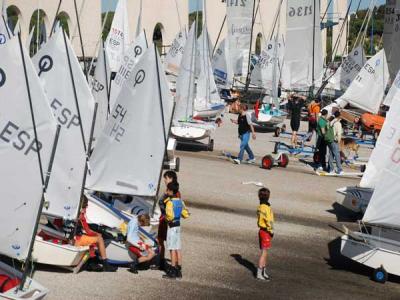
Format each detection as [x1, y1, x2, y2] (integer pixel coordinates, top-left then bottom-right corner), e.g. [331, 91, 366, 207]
[373, 267, 388, 284]
[278, 153, 289, 168]
[175, 157, 180, 172]
[261, 155, 274, 170]
[274, 127, 281, 137]
[208, 139, 214, 152]
[360, 164, 366, 173]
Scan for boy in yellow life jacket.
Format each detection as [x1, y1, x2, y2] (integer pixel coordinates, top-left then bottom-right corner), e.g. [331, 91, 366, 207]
[163, 182, 189, 279]
[257, 188, 274, 281]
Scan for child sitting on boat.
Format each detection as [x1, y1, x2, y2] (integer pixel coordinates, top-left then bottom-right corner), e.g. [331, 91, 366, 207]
[162, 182, 190, 279]
[127, 213, 156, 274]
[257, 188, 274, 281]
[74, 195, 118, 272]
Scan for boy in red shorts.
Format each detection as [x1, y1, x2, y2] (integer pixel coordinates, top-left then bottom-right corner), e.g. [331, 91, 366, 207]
[257, 188, 274, 281]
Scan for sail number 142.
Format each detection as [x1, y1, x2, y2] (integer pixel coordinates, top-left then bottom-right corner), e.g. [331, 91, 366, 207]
[288, 6, 313, 17]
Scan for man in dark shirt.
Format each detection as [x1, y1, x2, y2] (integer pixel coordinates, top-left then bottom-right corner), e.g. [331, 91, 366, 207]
[230, 104, 256, 164]
[287, 94, 306, 147]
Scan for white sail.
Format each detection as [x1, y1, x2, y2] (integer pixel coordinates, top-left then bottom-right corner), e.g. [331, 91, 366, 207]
[332, 45, 366, 91]
[135, 0, 143, 38]
[87, 45, 173, 196]
[33, 30, 95, 219]
[110, 30, 148, 110]
[92, 41, 111, 142]
[282, 0, 323, 90]
[105, 0, 131, 72]
[363, 73, 400, 227]
[0, 14, 11, 45]
[195, 26, 222, 111]
[387, 1, 400, 82]
[174, 24, 197, 122]
[164, 29, 187, 75]
[360, 71, 400, 189]
[336, 49, 389, 114]
[383, 0, 397, 79]
[250, 39, 284, 92]
[0, 37, 56, 259]
[226, 0, 254, 77]
[212, 38, 233, 88]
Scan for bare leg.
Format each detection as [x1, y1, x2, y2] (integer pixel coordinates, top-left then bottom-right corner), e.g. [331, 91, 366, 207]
[138, 248, 156, 264]
[177, 250, 182, 266]
[96, 234, 107, 260]
[258, 250, 268, 268]
[171, 250, 177, 267]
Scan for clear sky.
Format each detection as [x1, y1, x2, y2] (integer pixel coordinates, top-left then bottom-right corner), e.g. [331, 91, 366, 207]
[102, 0, 386, 13]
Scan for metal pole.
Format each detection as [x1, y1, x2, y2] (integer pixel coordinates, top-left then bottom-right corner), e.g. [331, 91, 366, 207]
[17, 32, 61, 290]
[102, 40, 110, 115]
[212, 15, 226, 56]
[245, 0, 258, 92]
[62, 29, 88, 153]
[74, 0, 88, 80]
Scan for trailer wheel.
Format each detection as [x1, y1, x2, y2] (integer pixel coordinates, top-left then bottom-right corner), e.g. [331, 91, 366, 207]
[261, 155, 274, 170]
[278, 153, 289, 168]
[373, 267, 388, 284]
[274, 127, 281, 137]
[175, 157, 180, 172]
[208, 139, 214, 152]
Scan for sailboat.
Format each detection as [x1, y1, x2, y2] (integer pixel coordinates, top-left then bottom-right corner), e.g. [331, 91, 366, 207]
[340, 84, 400, 281]
[85, 44, 173, 264]
[212, 38, 233, 91]
[30, 28, 94, 270]
[0, 34, 56, 299]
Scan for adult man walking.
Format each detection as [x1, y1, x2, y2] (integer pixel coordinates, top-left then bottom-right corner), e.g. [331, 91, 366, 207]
[287, 94, 305, 148]
[230, 104, 256, 164]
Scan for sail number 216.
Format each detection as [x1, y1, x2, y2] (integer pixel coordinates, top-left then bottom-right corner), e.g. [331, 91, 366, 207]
[288, 6, 313, 17]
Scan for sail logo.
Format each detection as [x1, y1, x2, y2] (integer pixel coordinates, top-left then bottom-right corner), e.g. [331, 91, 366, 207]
[50, 99, 80, 129]
[38, 55, 53, 77]
[226, 0, 248, 7]
[92, 78, 105, 93]
[0, 33, 6, 44]
[64, 205, 71, 211]
[231, 24, 251, 35]
[0, 68, 6, 87]
[11, 244, 21, 256]
[110, 104, 127, 142]
[0, 121, 42, 155]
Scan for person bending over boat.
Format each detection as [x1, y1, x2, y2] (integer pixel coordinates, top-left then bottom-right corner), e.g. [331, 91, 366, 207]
[230, 104, 256, 165]
[127, 213, 156, 274]
[288, 94, 306, 148]
[307, 98, 321, 141]
[75, 195, 118, 272]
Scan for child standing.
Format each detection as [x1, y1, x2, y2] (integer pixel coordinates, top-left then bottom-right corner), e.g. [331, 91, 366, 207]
[163, 182, 189, 279]
[257, 188, 274, 281]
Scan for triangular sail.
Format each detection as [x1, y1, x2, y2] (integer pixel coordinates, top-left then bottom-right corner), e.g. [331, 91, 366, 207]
[281, 0, 323, 90]
[105, 0, 131, 72]
[91, 41, 111, 141]
[87, 46, 173, 196]
[226, 0, 255, 77]
[336, 49, 389, 114]
[212, 38, 233, 88]
[383, 0, 398, 79]
[363, 72, 400, 228]
[0, 14, 11, 45]
[174, 24, 197, 122]
[331, 45, 366, 91]
[0, 37, 56, 259]
[164, 29, 187, 76]
[250, 39, 284, 92]
[32, 30, 95, 219]
[109, 30, 148, 110]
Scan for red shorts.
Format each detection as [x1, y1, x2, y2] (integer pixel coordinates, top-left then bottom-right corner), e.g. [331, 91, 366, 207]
[157, 216, 168, 241]
[259, 229, 272, 250]
[129, 246, 144, 258]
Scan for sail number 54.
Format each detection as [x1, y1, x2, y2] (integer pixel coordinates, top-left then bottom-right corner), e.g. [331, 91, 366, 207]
[288, 6, 313, 17]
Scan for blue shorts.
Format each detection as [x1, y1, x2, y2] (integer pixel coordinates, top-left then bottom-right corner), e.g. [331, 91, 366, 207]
[167, 226, 181, 250]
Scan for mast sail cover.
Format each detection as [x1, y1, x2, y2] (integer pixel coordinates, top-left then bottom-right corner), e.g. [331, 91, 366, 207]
[226, 0, 255, 77]
[87, 46, 173, 196]
[360, 70, 400, 189]
[164, 29, 187, 75]
[212, 38, 233, 88]
[335, 49, 389, 114]
[282, 0, 323, 90]
[33, 30, 95, 219]
[363, 73, 400, 227]
[105, 0, 131, 72]
[0, 37, 56, 259]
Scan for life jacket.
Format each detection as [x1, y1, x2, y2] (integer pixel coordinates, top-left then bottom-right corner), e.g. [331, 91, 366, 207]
[0, 274, 21, 293]
[254, 100, 260, 119]
[171, 198, 184, 224]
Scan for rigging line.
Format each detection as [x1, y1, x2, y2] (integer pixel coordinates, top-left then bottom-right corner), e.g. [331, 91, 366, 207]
[174, 0, 182, 32]
[245, 0, 259, 92]
[74, 0, 88, 80]
[36, 0, 40, 54]
[268, 0, 284, 41]
[212, 15, 226, 57]
[88, 10, 110, 76]
[321, 0, 333, 22]
[257, 0, 267, 40]
[49, 0, 62, 38]
[354, 0, 374, 48]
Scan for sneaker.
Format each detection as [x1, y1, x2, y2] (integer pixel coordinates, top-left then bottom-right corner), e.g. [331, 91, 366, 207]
[262, 268, 271, 281]
[336, 170, 344, 175]
[101, 260, 118, 272]
[176, 266, 182, 279]
[256, 268, 266, 281]
[128, 262, 138, 274]
[232, 158, 241, 165]
[162, 268, 177, 280]
[246, 158, 256, 164]
[317, 166, 323, 171]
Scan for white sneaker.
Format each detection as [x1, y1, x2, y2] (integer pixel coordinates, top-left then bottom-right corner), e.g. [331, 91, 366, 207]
[336, 170, 344, 175]
[246, 158, 256, 164]
[233, 158, 241, 165]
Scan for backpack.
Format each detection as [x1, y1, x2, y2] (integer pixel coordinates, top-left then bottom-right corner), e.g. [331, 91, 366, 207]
[324, 122, 335, 144]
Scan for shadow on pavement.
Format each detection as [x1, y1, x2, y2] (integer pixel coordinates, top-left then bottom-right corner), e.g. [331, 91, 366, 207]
[230, 254, 257, 277]
[326, 202, 361, 222]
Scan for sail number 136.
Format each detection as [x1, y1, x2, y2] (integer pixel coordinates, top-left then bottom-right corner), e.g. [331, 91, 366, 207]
[288, 6, 313, 17]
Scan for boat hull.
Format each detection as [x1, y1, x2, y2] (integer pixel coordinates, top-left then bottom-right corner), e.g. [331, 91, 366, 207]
[341, 233, 400, 276]
[106, 241, 136, 265]
[0, 261, 48, 300]
[336, 186, 373, 213]
[86, 194, 128, 229]
[171, 125, 212, 141]
[194, 104, 225, 119]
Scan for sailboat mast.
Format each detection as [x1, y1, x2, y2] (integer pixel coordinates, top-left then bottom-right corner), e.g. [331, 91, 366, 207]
[16, 32, 61, 290]
[73, 0, 88, 80]
[102, 40, 111, 114]
[212, 15, 226, 56]
[245, 0, 258, 92]
[311, 0, 316, 96]
[49, 0, 62, 38]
